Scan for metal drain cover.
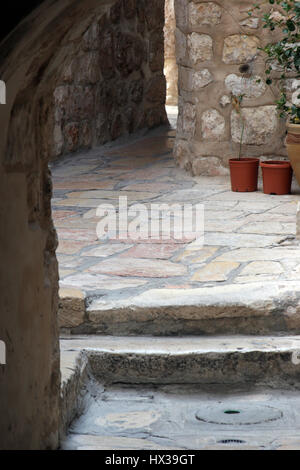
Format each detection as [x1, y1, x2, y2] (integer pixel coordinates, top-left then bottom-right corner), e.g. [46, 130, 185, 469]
[195, 402, 283, 425]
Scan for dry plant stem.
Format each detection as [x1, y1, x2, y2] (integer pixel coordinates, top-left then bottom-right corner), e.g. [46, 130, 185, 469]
[239, 120, 245, 160]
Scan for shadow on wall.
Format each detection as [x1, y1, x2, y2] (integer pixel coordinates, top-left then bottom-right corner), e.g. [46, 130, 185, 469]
[52, 0, 168, 159]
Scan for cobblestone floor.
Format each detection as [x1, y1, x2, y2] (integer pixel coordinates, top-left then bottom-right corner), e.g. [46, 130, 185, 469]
[51, 116, 300, 305]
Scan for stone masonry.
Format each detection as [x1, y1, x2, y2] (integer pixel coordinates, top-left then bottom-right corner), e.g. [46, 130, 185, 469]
[53, 0, 167, 159]
[173, 0, 288, 176]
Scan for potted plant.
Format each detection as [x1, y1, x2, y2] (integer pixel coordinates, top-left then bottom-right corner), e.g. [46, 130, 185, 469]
[260, 159, 293, 194]
[251, 0, 300, 187]
[229, 93, 260, 192]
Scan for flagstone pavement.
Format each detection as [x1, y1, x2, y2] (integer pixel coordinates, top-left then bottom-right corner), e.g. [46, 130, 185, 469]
[51, 122, 300, 312]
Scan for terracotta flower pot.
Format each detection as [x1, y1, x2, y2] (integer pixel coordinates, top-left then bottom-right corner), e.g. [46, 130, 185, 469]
[229, 158, 259, 192]
[286, 123, 300, 186]
[260, 160, 292, 195]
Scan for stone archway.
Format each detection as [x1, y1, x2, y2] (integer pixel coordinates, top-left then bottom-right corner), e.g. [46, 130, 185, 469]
[0, 0, 169, 449]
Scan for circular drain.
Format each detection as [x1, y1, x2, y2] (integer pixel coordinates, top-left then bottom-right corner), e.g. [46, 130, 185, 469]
[218, 439, 246, 445]
[195, 403, 283, 425]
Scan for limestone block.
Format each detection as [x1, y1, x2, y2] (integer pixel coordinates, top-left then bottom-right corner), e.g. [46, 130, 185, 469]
[180, 67, 213, 91]
[174, 0, 188, 31]
[225, 74, 266, 99]
[58, 287, 86, 328]
[173, 139, 190, 168]
[188, 33, 213, 64]
[202, 109, 225, 140]
[175, 28, 187, 64]
[183, 102, 196, 138]
[192, 261, 239, 282]
[240, 17, 259, 29]
[189, 2, 222, 27]
[222, 35, 260, 64]
[231, 106, 277, 145]
[191, 156, 229, 176]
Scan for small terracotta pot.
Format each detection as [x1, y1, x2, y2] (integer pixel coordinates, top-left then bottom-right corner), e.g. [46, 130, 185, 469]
[229, 158, 259, 192]
[260, 160, 293, 195]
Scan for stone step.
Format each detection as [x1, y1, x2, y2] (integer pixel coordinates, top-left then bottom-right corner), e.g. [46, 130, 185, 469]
[60, 334, 300, 388]
[62, 281, 300, 336]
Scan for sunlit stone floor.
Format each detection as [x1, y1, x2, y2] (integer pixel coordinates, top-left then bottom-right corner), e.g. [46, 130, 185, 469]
[51, 122, 300, 308]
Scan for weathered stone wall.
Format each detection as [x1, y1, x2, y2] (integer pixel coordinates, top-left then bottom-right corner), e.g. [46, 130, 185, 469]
[173, 0, 287, 175]
[53, 0, 167, 159]
[164, 0, 178, 105]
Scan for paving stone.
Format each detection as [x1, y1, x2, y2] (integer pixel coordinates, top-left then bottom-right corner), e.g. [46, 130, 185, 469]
[59, 269, 76, 278]
[86, 258, 187, 277]
[234, 274, 280, 284]
[286, 265, 300, 280]
[56, 228, 98, 242]
[121, 182, 176, 192]
[205, 219, 245, 233]
[244, 213, 296, 223]
[51, 164, 99, 178]
[57, 240, 93, 255]
[216, 248, 300, 262]
[240, 261, 283, 275]
[240, 221, 296, 235]
[157, 188, 224, 202]
[53, 180, 116, 190]
[63, 434, 179, 450]
[61, 273, 148, 291]
[54, 216, 99, 229]
[118, 167, 172, 180]
[192, 261, 239, 282]
[119, 243, 180, 260]
[269, 202, 299, 214]
[274, 438, 300, 450]
[111, 156, 159, 168]
[84, 244, 133, 257]
[52, 210, 77, 219]
[104, 136, 173, 157]
[54, 198, 110, 208]
[176, 246, 219, 263]
[204, 232, 284, 248]
[66, 190, 159, 201]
